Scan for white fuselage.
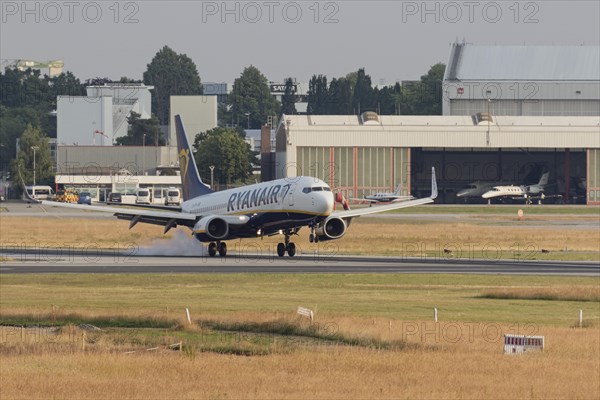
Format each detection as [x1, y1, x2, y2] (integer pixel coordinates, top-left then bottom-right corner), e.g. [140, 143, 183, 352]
[482, 184, 545, 199]
[456, 182, 497, 198]
[364, 192, 403, 203]
[182, 176, 334, 221]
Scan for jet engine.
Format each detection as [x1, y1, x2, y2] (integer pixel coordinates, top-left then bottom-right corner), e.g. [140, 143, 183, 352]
[193, 216, 229, 241]
[316, 216, 347, 241]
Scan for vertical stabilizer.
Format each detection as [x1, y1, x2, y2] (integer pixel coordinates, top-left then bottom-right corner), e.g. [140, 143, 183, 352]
[174, 115, 214, 201]
[538, 171, 550, 186]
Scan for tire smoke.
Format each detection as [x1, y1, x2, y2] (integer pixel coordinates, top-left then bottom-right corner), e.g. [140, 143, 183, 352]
[138, 229, 206, 256]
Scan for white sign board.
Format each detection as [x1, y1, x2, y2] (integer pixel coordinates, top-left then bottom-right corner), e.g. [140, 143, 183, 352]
[504, 334, 544, 354]
[297, 307, 314, 322]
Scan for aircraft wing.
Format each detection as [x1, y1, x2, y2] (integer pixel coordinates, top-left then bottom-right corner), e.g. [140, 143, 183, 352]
[349, 198, 378, 203]
[332, 197, 434, 219]
[391, 195, 415, 203]
[41, 200, 198, 232]
[332, 167, 437, 219]
[106, 202, 182, 212]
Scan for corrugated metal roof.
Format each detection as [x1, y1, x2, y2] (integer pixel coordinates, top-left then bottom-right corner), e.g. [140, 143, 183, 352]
[445, 44, 600, 81]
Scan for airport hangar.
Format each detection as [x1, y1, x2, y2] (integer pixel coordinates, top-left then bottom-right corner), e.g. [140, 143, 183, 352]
[273, 113, 600, 205]
[272, 44, 600, 205]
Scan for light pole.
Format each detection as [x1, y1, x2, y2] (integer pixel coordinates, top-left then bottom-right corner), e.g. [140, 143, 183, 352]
[209, 165, 215, 189]
[244, 112, 250, 129]
[31, 146, 39, 186]
[142, 134, 146, 176]
[486, 99, 491, 146]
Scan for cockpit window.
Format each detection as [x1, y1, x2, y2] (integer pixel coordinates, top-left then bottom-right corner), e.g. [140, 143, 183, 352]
[303, 186, 330, 193]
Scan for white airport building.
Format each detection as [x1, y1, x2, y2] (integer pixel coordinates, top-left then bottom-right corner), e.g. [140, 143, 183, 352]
[57, 83, 154, 146]
[54, 92, 219, 202]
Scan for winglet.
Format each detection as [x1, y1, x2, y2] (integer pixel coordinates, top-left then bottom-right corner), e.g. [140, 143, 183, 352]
[430, 167, 438, 199]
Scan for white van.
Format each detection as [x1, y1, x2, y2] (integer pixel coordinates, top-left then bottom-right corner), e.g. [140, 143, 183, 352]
[164, 187, 181, 206]
[136, 188, 152, 204]
[23, 185, 55, 201]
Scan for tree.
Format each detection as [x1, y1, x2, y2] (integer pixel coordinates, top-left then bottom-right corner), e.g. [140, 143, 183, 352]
[377, 83, 401, 115]
[10, 125, 54, 187]
[306, 75, 328, 115]
[115, 112, 163, 146]
[412, 63, 445, 115]
[227, 66, 280, 129]
[327, 77, 353, 115]
[194, 127, 257, 185]
[281, 77, 297, 115]
[352, 68, 376, 114]
[143, 45, 203, 125]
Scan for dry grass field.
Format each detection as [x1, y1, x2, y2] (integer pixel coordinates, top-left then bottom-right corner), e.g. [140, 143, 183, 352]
[1, 206, 598, 398]
[1, 273, 599, 399]
[1, 213, 599, 260]
[1, 320, 598, 399]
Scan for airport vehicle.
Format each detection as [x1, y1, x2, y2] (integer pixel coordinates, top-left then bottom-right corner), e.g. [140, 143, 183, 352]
[43, 116, 437, 258]
[77, 192, 92, 205]
[136, 188, 152, 205]
[164, 187, 181, 206]
[351, 184, 413, 205]
[481, 172, 550, 202]
[55, 189, 79, 203]
[23, 185, 54, 201]
[107, 192, 122, 204]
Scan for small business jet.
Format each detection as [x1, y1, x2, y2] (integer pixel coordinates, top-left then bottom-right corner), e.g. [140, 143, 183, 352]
[456, 181, 498, 200]
[351, 184, 414, 205]
[481, 172, 550, 203]
[43, 116, 438, 257]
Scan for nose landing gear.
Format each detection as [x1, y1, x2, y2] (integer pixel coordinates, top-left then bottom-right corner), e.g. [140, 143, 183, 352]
[277, 230, 297, 257]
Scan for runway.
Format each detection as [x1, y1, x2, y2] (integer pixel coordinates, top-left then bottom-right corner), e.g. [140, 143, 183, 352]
[1, 248, 598, 276]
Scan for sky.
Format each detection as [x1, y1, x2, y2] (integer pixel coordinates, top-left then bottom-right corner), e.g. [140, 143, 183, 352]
[1, 1, 599, 86]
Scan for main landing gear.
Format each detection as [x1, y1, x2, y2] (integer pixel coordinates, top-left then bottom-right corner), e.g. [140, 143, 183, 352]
[208, 241, 227, 257]
[308, 225, 319, 244]
[277, 230, 296, 257]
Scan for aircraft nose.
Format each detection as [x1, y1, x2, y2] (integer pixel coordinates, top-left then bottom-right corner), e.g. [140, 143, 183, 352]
[319, 191, 334, 215]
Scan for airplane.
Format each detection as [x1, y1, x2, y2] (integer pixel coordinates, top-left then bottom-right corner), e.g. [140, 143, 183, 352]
[42, 115, 438, 258]
[351, 184, 414, 205]
[481, 172, 550, 203]
[456, 181, 498, 200]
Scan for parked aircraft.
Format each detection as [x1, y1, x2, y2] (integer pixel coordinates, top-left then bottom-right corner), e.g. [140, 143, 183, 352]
[481, 172, 550, 203]
[456, 181, 498, 200]
[352, 184, 414, 205]
[43, 116, 438, 257]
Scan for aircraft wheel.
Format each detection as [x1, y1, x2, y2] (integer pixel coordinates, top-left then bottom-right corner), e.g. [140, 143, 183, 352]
[287, 242, 296, 257]
[309, 234, 315, 243]
[277, 243, 286, 257]
[208, 242, 217, 257]
[218, 242, 227, 257]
